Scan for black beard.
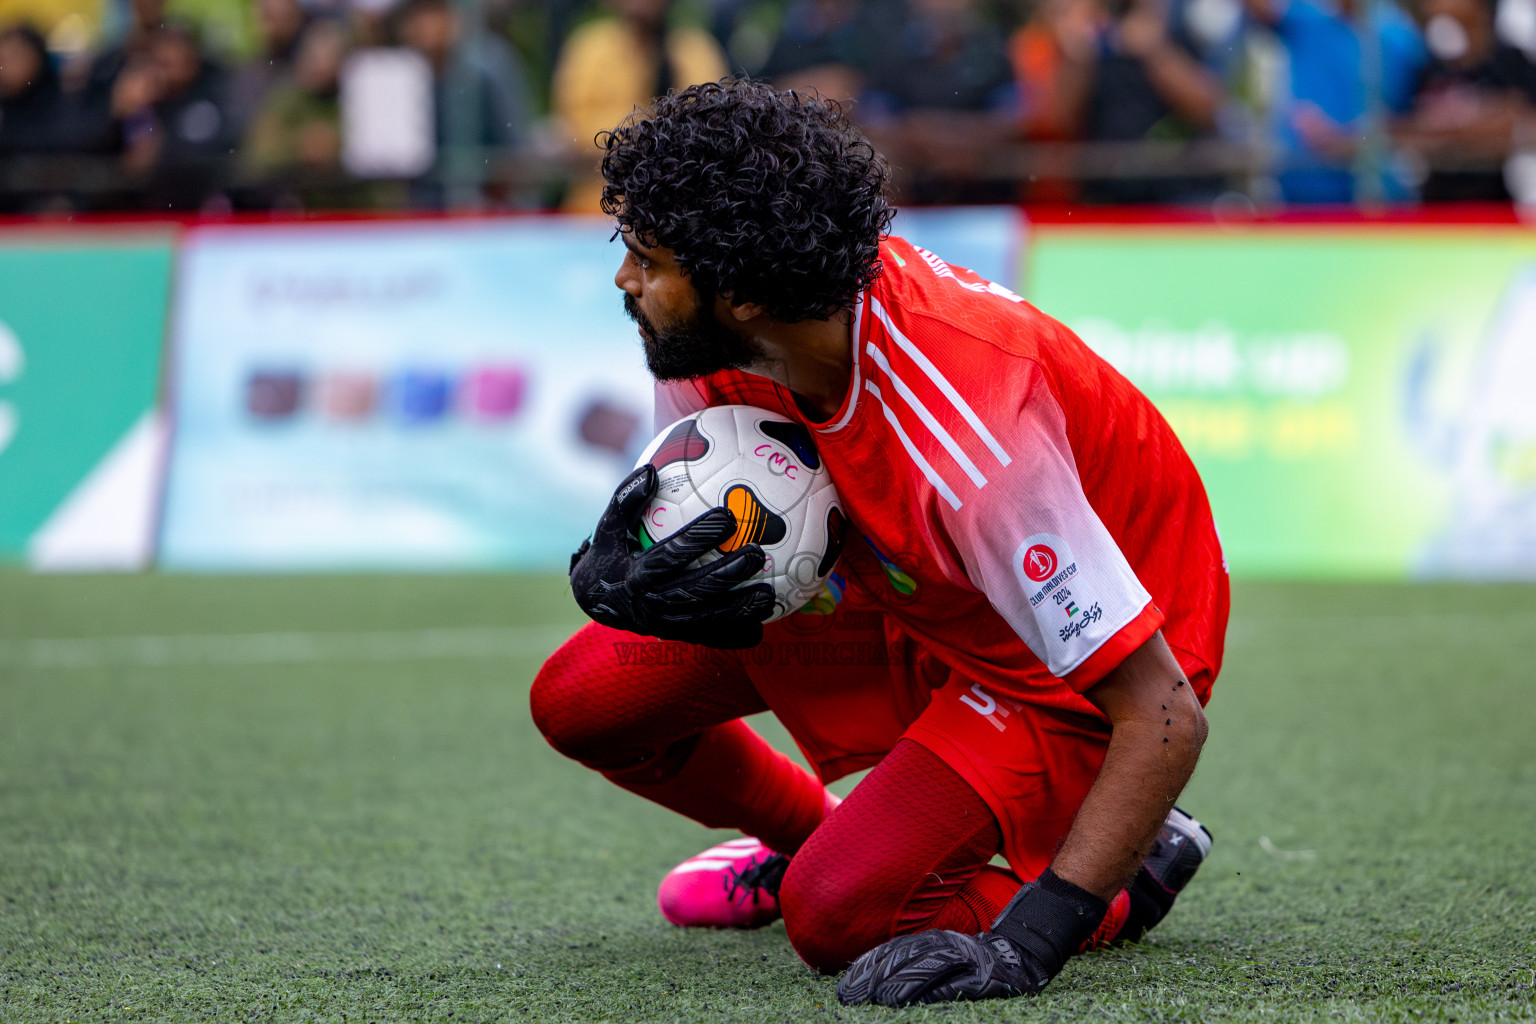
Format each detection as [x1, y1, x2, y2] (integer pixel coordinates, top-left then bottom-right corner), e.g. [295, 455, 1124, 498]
[624, 292, 760, 381]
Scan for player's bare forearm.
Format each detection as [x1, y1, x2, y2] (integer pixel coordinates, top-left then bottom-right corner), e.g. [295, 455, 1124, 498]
[1050, 630, 1208, 903]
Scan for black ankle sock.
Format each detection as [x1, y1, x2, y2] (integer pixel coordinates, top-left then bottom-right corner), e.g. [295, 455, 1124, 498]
[1120, 866, 1176, 942]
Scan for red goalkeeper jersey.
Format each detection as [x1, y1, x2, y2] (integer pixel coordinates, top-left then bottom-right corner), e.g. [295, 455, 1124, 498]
[655, 236, 1227, 717]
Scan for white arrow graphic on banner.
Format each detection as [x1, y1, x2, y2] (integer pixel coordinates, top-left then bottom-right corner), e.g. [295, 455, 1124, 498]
[0, 319, 23, 457]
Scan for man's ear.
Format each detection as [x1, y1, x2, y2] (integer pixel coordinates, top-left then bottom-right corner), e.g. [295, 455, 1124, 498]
[724, 297, 767, 323]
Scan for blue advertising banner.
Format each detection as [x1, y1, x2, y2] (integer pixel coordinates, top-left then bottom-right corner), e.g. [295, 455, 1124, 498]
[890, 206, 1023, 288]
[160, 218, 653, 570]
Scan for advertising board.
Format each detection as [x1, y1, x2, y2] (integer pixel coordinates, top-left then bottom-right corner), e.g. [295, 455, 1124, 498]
[0, 234, 172, 570]
[890, 206, 1024, 287]
[1026, 227, 1536, 578]
[159, 219, 654, 570]
[158, 208, 1021, 572]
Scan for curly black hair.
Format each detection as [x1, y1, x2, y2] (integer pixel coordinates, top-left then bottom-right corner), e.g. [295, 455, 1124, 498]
[599, 79, 895, 323]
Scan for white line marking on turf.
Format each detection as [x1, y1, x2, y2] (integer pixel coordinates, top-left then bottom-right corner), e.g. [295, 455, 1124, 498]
[0, 624, 580, 670]
[1259, 836, 1317, 862]
[9, 611, 1528, 670]
[1225, 611, 1536, 647]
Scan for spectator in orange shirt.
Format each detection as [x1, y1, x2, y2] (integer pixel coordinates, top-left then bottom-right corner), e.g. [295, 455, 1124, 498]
[1013, 0, 1223, 204]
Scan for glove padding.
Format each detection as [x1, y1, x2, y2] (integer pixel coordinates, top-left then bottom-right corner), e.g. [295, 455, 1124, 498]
[836, 869, 1106, 1007]
[569, 465, 775, 649]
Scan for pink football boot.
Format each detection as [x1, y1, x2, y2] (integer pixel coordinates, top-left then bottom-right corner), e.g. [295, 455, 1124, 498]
[656, 837, 789, 929]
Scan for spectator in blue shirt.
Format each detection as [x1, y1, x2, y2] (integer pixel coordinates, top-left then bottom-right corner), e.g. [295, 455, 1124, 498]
[1246, 0, 1428, 202]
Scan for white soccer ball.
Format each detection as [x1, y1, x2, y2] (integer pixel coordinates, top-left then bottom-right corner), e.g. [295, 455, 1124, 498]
[634, 405, 847, 621]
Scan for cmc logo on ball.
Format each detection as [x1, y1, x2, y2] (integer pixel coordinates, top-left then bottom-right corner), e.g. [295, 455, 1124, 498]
[1022, 543, 1057, 582]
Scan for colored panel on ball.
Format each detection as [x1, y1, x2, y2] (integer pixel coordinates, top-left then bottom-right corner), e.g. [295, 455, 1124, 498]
[759, 419, 821, 469]
[817, 505, 848, 577]
[649, 419, 710, 470]
[720, 485, 787, 551]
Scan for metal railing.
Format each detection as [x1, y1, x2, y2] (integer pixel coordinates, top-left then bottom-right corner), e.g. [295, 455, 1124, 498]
[0, 141, 1515, 213]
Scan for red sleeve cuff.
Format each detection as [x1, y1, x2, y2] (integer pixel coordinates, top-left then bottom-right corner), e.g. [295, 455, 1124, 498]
[1060, 601, 1164, 693]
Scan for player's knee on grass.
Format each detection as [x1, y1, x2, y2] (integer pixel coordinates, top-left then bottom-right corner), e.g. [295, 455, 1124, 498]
[777, 739, 1014, 972]
[778, 852, 894, 973]
[532, 623, 770, 771]
[528, 626, 677, 768]
[529, 663, 683, 773]
[527, 656, 654, 770]
[528, 658, 596, 758]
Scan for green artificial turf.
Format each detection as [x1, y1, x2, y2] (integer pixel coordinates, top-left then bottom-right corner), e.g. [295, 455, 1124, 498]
[1, 573, 1533, 1023]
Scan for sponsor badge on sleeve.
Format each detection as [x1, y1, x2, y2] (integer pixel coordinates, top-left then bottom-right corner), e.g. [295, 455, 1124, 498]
[1011, 532, 1110, 676]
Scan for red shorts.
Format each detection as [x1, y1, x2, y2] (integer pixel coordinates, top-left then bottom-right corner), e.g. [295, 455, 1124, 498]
[743, 599, 1219, 881]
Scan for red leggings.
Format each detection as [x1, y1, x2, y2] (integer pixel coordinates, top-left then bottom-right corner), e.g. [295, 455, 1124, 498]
[530, 625, 1023, 971]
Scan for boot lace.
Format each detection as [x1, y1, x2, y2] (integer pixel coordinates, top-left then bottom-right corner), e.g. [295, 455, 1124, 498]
[724, 851, 789, 905]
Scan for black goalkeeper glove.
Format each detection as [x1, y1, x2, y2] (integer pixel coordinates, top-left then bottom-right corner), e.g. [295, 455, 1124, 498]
[836, 869, 1107, 1007]
[569, 465, 775, 650]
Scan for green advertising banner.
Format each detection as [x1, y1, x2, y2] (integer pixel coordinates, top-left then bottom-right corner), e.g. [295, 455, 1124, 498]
[1024, 227, 1536, 579]
[0, 234, 174, 569]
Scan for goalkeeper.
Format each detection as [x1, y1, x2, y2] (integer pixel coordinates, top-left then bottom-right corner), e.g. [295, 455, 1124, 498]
[532, 78, 1228, 1006]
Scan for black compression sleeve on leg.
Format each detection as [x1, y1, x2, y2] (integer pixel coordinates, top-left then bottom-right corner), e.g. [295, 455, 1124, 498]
[1121, 865, 1178, 941]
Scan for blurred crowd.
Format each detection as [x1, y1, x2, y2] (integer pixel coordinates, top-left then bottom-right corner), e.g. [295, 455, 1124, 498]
[2, 0, 1536, 212]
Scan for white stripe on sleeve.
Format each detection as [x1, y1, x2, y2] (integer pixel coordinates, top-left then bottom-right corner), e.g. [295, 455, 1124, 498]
[866, 380, 963, 511]
[870, 297, 1012, 467]
[865, 341, 987, 489]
